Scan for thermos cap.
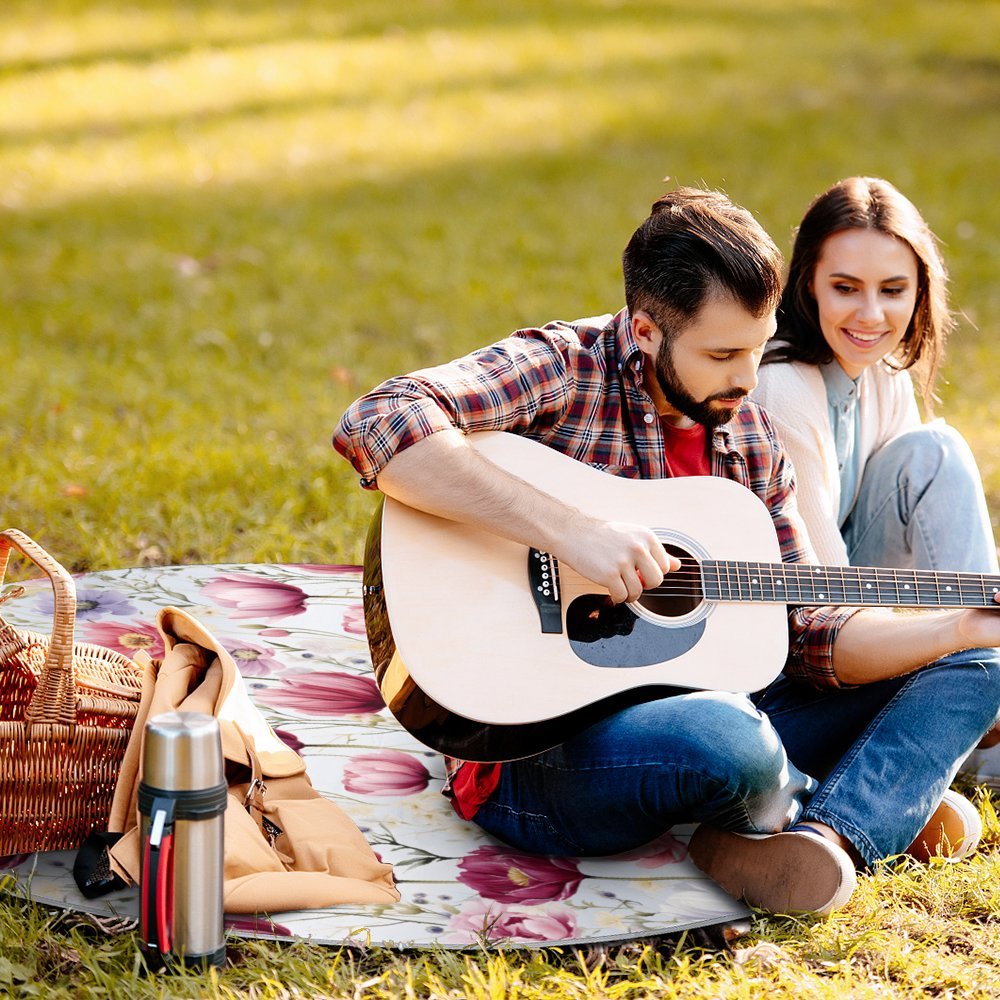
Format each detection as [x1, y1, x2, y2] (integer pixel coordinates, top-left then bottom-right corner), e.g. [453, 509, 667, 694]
[142, 711, 225, 791]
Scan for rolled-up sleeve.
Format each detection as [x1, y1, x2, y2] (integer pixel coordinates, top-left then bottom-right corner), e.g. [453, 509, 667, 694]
[785, 605, 858, 687]
[333, 332, 573, 488]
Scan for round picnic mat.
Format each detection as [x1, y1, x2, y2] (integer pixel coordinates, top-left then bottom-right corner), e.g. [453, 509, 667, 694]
[1, 562, 751, 949]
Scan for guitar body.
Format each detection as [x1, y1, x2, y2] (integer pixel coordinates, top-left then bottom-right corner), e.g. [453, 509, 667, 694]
[363, 431, 789, 761]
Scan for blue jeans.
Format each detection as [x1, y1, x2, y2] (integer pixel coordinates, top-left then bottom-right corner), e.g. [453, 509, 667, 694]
[843, 423, 999, 573]
[475, 649, 1000, 868]
[755, 647, 1000, 865]
[843, 422, 1000, 786]
[474, 691, 815, 857]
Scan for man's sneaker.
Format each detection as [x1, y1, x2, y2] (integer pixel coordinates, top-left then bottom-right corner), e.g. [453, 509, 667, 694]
[687, 825, 857, 915]
[906, 789, 982, 862]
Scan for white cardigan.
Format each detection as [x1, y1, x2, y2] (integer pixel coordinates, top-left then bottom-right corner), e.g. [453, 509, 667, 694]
[752, 359, 921, 566]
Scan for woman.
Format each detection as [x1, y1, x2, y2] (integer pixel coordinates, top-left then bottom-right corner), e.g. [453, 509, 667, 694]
[753, 176, 1000, 858]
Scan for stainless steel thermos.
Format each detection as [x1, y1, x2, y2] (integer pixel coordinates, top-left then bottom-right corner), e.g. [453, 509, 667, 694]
[139, 711, 227, 970]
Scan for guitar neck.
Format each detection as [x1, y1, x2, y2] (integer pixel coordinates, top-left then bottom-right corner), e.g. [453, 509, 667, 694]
[702, 561, 1000, 609]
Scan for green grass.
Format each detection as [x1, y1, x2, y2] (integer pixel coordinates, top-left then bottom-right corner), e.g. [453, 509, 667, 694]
[5, 798, 1000, 997]
[3, 0, 1000, 995]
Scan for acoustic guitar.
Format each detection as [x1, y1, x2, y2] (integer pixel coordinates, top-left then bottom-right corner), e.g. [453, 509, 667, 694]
[361, 431, 1000, 761]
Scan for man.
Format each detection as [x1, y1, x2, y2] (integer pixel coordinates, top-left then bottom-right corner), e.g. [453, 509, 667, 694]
[333, 188, 1000, 915]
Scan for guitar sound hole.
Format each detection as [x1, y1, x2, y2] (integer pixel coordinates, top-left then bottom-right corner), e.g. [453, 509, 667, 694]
[636, 543, 703, 618]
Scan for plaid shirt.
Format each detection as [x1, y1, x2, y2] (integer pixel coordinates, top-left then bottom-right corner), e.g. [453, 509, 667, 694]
[334, 310, 859, 805]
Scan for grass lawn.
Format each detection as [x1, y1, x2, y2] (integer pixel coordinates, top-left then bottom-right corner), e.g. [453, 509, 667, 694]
[3, 1, 1000, 995]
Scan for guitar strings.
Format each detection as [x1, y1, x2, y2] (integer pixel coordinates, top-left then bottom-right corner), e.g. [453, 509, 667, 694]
[554, 564, 1000, 605]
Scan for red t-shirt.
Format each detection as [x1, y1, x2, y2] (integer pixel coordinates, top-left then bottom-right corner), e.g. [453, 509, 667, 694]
[447, 420, 710, 820]
[659, 419, 710, 477]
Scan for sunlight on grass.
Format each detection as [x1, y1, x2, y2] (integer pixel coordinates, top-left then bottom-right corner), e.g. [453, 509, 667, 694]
[0, 22, 737, 206]
[4, 3, 998, 210]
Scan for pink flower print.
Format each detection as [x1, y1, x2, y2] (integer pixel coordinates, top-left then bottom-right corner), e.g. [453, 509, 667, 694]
[79, 619, 164, 659]
[457, 846, 583, 904]
[342, 750, 431, 796]
[341, 603, 366, 636]
[274, 728, 305, 753]
[254, 671, 386, 716]
[445, 899, 577, 945]
[614, 831, 688, 868]
[220, 637, 284, 677]
[224, 915, 292, 938]
[202, 573, 307, 621]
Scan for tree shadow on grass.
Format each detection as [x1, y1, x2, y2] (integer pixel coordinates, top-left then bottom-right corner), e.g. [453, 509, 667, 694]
[1, 0, 812, 77]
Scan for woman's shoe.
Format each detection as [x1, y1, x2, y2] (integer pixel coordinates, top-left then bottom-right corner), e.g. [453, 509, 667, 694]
[906, 789, 982, 862]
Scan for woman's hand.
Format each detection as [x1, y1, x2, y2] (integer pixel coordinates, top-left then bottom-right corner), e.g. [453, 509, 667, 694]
[952, 591, 1000, 650]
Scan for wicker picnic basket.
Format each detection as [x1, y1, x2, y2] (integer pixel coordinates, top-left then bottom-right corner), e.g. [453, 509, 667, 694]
[0, 528, 145, 855]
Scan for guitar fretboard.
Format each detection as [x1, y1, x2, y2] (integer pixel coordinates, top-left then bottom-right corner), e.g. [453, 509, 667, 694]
[701, 561, 1000, 609]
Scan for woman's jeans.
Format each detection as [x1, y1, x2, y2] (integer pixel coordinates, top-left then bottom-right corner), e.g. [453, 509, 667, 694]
[843, 421, 1000, 782]
[756, 648, 1000, 865]
[842, 423, 999, 573]
[476, 649, 1000, 868]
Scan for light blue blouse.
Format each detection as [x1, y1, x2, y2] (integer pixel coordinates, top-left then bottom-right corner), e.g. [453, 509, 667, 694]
[820, 360, 864, 527]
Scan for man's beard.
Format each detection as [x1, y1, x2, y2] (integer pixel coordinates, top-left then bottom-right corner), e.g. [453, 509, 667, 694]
[654, 339, 748, 429]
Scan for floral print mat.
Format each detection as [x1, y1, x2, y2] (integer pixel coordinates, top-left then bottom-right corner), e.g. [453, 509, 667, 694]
[2, 562, 753, 949]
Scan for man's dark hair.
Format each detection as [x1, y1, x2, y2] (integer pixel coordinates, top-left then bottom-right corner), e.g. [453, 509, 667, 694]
[622, 187, 783, 340]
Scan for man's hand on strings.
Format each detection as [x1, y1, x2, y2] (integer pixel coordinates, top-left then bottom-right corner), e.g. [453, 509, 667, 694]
[556, 517, 680, 604]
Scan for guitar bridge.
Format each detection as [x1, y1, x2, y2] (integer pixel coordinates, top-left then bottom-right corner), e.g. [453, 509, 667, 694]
[528, 549, 563, 633]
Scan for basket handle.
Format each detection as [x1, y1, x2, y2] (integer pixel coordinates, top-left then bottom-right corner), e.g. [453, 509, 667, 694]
[0, 528, 78, 728]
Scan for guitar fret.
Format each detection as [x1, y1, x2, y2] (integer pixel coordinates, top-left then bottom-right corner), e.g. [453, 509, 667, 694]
[760, 562, 776, 604]
[795, 565, 831, 604]
[767, 564, 779, 601]
[801, 566, 818, 603]
[917, 569, 930, 606]
[701, 561, 717, 602]
[815, 564, 843, 604]
[960, 573, 985, 604]
[896, 568, 920, 606]
[854, 566, 877, 605]
[767, 565, 782, 601]
[936, 571, 963, 607]
[789, 565, 807, 604]
[708, 562, 724, 602]
[707, 560, 731, 602]
[840, 566, 862, 605]
[980, 574, 1000, 607]
[777, 565, 795, 602]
